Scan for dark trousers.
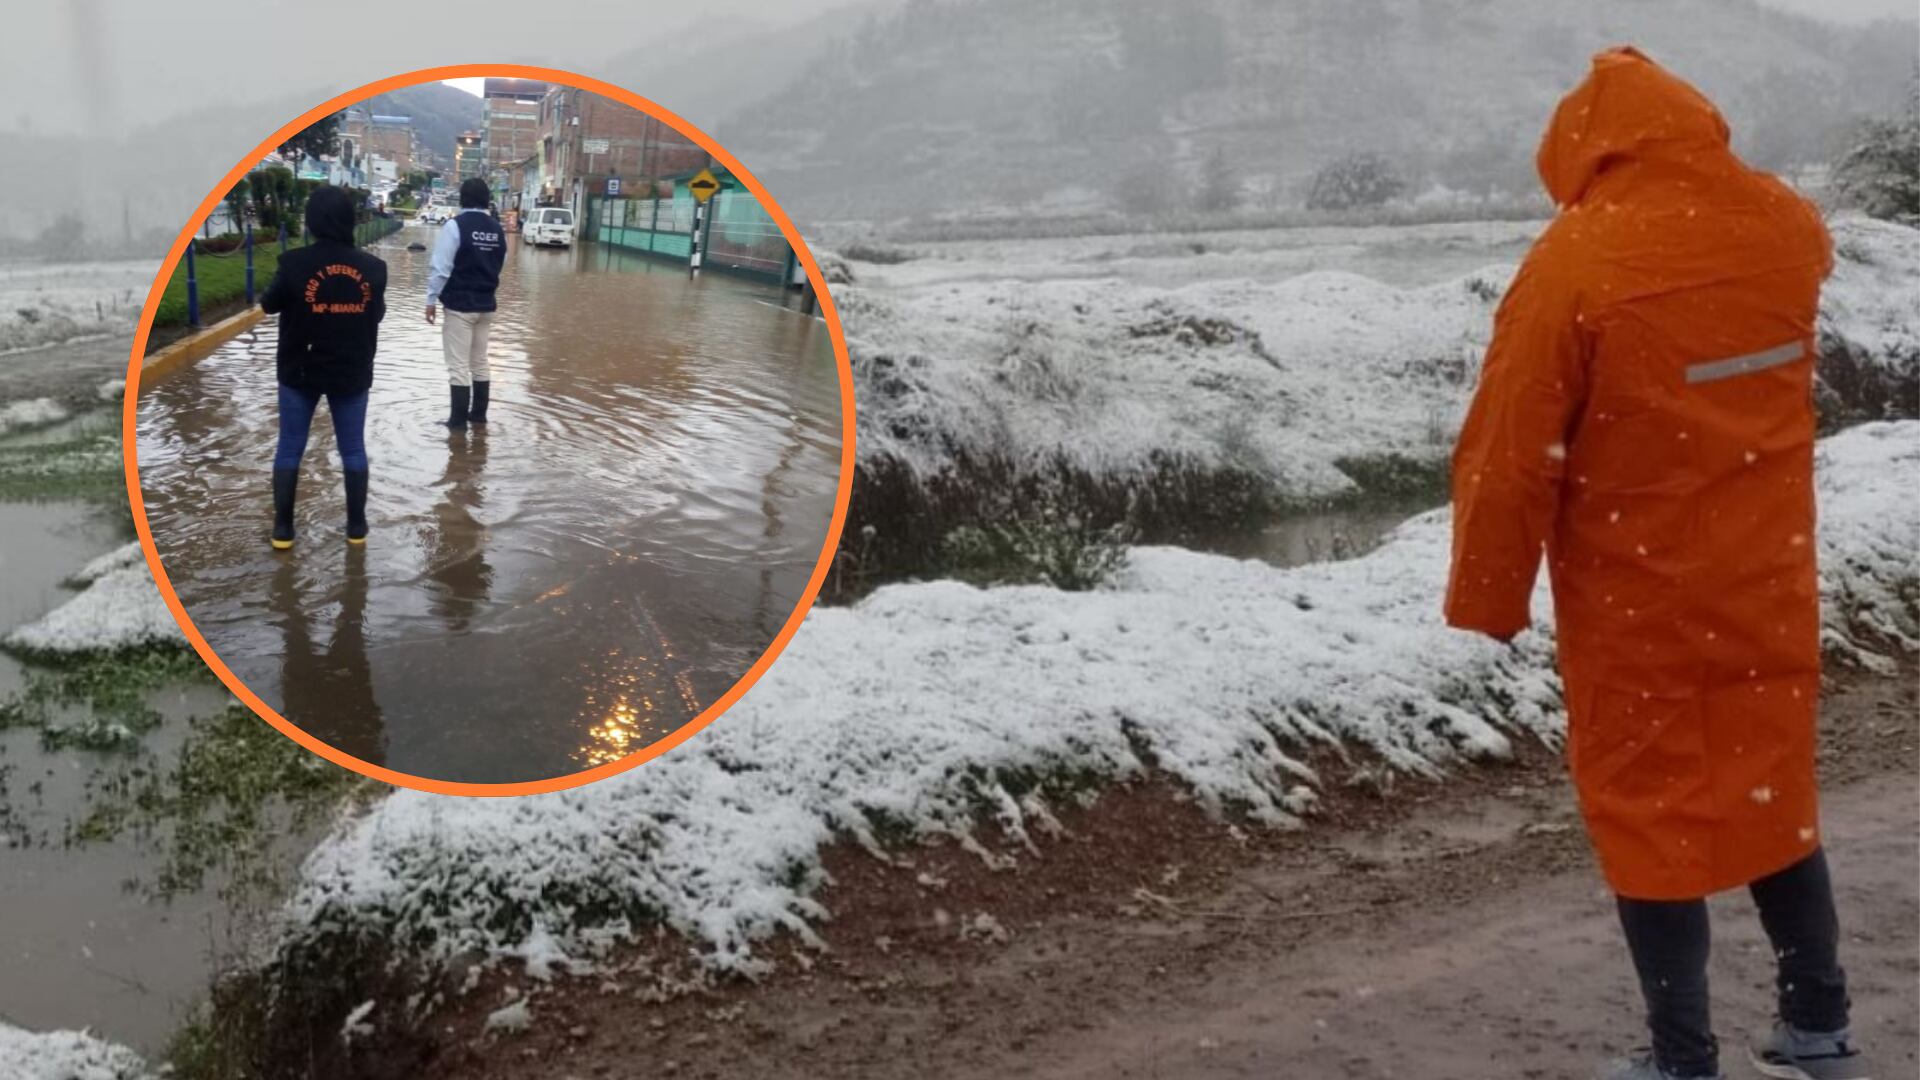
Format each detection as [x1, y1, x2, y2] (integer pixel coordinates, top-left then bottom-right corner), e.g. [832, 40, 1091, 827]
[276, 384, 369, 471]
[1615, 848, 1850, 1077]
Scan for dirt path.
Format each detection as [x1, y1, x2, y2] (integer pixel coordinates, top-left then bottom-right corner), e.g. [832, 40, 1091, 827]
[424, 672, 1916, 1080]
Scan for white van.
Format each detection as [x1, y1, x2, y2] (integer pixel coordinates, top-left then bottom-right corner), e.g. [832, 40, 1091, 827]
[524, 207, 575, 248]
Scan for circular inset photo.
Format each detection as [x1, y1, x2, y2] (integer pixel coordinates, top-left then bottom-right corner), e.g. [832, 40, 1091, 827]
[126, 66, 852, 795]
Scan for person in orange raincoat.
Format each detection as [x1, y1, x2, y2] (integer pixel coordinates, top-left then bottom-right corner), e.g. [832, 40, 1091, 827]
[1445, 48, 1867, 1080]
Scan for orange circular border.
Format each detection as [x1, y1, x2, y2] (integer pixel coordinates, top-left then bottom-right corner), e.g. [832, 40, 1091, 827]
[123, 64, 856, 798]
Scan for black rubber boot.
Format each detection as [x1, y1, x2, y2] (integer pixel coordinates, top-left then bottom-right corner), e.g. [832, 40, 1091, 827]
[271, 467, 299, 550]
[469, 380, 490, 424]
[442, 384, 471, 430]
[343, 468, 369, 544]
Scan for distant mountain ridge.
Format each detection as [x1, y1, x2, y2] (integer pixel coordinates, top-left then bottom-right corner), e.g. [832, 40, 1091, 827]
[699, 0, 1917, 219]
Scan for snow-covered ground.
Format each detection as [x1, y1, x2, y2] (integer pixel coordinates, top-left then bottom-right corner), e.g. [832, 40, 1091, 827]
[0, 260, 150, 356]
[2, 542, 184, 656]
[0, 1023, 151, 1080]
[0, 398, 70, 437]
[275, 422, 1919, 979]
[844, 214, 1919, 504]
[836, 217, 1546, 292]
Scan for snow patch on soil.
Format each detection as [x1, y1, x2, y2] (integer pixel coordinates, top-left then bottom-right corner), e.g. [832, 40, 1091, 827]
[280, 424, 1919, 980]
[4, 543, 184, 655]
[0, 1023, 151, 1080]
[1815, 421, 1920, 667]
[0, 398, 71, 437]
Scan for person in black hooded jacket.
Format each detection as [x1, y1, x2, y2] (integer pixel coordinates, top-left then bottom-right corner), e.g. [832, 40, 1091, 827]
[259, 185, 387, 548]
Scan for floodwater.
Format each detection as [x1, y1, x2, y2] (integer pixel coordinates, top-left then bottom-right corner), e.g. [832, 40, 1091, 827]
[136, 231, 843, 784]
[1204, 496, 1442, 568]
[0, 498, 236, 1052]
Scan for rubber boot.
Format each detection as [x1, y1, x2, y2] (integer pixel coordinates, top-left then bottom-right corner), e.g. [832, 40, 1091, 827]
[271, 467, 299, 550]
[442, 384, 471, 430]
[344, 468, 370, 544]
[469, 380, 491, 424]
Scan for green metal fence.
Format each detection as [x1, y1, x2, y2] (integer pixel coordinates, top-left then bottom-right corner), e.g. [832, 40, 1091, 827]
[591, 189, 790, 283]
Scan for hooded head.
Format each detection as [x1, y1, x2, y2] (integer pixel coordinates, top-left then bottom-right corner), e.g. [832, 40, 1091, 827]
[1536, 47, 1733, 209]
[305, 185, 357, 243]
[460, 178, 491, 209]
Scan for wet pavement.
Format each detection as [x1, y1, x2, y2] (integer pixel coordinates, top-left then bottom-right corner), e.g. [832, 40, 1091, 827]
[135, 229, 843, 784]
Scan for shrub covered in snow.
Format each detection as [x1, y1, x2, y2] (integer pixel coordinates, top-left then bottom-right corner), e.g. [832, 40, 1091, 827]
[1305, 152, 1407, 211]
[1830, 78, 1920, 227]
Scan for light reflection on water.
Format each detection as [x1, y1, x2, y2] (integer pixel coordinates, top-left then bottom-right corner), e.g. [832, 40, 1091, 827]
[136, 232, 841, 784]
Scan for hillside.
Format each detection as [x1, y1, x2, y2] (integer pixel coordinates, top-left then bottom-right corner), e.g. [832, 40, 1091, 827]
[600, 0, 903, 131]
[709, 0, 1918, 218]
[356, 81, 484, 170]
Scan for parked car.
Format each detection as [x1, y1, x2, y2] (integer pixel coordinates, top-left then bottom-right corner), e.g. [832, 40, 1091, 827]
[524, 207, 575, 248]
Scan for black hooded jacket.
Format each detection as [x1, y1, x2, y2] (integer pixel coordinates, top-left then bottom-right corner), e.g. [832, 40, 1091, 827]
[260, 186, 388, 396]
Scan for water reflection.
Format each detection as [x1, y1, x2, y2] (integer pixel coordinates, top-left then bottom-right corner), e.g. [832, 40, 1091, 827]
[137, 231, 842, 784]
[424, 427, 494, 635]
[273, 545, 384, 764]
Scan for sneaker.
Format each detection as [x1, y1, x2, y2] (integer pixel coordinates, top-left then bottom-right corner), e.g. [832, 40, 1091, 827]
[1596, 1051, 1724, 1080]
[1749, 1022, 1869, 1080]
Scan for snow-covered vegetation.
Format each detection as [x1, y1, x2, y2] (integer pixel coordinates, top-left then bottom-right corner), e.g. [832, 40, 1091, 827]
[834, 215, 1919, 593]
[849, 215, 1916, 497]
[273, 421, 1918, 982]
[0, 260, 148, 354]
[0, 1023, 151, 1080]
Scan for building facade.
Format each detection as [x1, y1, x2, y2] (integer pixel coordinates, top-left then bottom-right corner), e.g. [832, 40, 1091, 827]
[533, 85, 709, 217]
[454, 131, 485, 181]
[482, 78, 545, 173]
[340, 109, 415, 178]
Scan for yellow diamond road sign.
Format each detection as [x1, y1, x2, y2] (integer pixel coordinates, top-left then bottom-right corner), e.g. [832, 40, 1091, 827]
[687, 168, 721, 204]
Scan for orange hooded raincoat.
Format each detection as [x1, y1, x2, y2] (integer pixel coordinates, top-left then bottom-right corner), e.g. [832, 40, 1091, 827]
[1445, 48, 1834, 901]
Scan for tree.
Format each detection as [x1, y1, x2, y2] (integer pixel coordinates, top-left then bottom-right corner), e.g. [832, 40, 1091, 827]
[1831, 73, 1920, 225]
[28, 211, 85, 258]
[1193, 147, 1241, 213]
[280, 111, 341, 163]
[224, 177, 251, 232]
[250, 166, 295, 230]
[1305, 152, 1405, 211]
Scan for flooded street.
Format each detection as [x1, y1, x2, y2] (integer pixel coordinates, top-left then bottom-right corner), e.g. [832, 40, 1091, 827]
[136, 229, 843, 784]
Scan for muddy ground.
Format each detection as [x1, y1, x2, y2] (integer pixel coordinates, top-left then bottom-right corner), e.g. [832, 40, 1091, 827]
[408, 667, 1917, 1080]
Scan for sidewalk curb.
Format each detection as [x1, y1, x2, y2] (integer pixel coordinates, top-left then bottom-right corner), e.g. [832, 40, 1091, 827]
[141, 307, 264, 381]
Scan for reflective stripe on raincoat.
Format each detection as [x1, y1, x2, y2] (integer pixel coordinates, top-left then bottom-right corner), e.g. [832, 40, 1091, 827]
[1445, 47, 1834, 901]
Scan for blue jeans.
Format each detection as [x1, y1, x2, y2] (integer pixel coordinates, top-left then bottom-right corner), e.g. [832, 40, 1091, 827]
[276, 384, 369, 471]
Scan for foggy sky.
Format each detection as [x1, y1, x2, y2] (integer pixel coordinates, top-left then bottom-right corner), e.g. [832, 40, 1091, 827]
[11, 0, 1911, 139]
[0, 0, 857, 136]
[1759, 0, 1918, 23]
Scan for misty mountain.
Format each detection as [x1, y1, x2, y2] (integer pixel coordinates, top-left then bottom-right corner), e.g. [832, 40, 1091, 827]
[710, 0, 1918, 218]
[600, 0, 904, 132]
[356, 82, 485, 170]
[0, 86, 339, 249]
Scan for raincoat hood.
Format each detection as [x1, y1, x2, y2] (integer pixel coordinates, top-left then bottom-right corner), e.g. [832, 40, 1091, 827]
[1536, 47, 1733, 208]
[305, 185, 357, 243]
